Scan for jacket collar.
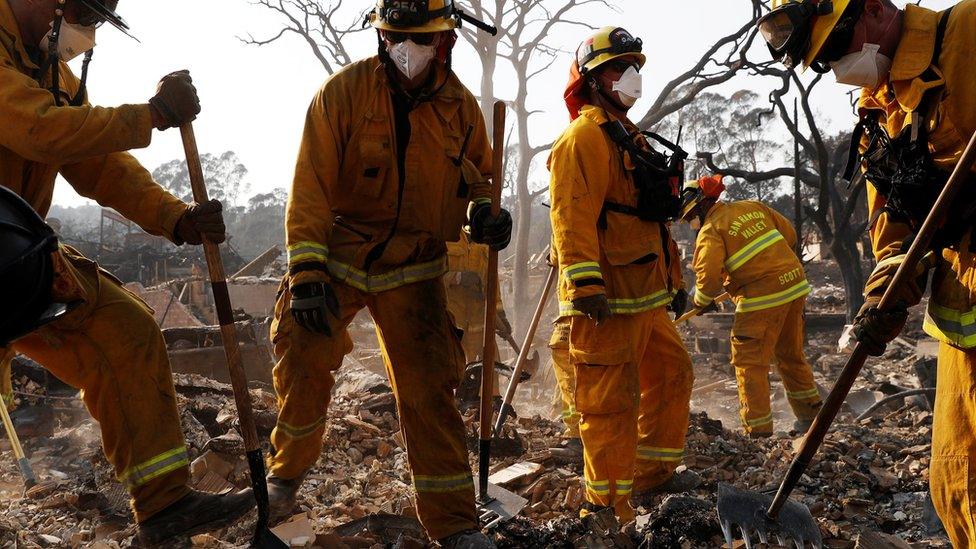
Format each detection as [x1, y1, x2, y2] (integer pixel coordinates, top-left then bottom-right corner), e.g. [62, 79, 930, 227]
[372, 56, 465, 121]
[0, 0, 41, 71]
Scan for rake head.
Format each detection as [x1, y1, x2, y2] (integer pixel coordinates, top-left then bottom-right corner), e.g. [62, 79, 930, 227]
[716, 483, 822, 549]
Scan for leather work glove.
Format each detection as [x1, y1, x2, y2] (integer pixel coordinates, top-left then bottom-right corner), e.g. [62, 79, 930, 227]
[149, 70, 201, 130]
[468, 203, 513, 251]
[175, 199, 226, 245]
[851, 296, 909, 357]
[668, 289, 688, 318]
[290, 281, 341, 336]
[573, 294, 612, 326]
[495, 309, 513, 339]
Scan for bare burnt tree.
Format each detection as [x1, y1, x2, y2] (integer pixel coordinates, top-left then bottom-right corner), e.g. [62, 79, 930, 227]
[241, 0, 367, 75]
[697, 67, 869, 319]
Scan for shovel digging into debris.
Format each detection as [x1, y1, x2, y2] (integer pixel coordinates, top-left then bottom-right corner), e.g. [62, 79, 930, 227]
[180, 123, 288, 549]
[717, 128, 976, 549]
[476, 101, 528, 528]
[0, 398, 36, 491]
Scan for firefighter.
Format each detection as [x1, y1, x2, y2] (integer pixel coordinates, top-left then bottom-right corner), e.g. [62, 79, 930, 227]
[445, 230, 511, 399]
[549, 26, 700, 524]
[265, 1, 510, 546]
[759, 0, 976, 544]
[680, 177, 822, 437]
[0, 0, 254, 543]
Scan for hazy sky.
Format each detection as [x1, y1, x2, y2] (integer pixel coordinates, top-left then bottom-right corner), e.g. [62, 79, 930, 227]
[51, 0, 955, 207]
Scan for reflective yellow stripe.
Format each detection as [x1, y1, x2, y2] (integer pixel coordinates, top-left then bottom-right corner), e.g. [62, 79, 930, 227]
[871, 253, 905, 277]
[725, 230, 785, 272]
[560, 405, 578, 419]
[745, 413, 773, 427]
[414, 473, 473, 493]
[585, 478, 611, 496]
[276, 416, 327, 440]
[287, 241, 329, 266]
[693, 289, 716, 308]
[637, 446, 685, 462]
[615, 479, 634, 495]
[563, 262, 603, 282]
[736, 280, 811, 313]
[119, 447, 190, 488]
[328, 256, 447, 293]
[786, 387, 820, 400]
[559, 289, 673, 316]
[472, 198, 492, 206]
[923, 303, 976, 349]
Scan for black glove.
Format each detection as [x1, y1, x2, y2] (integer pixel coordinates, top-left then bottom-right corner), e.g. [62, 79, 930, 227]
[851, 296, 909, 357]
[175, 199, 225, 245]
[468, 203, 513, 251]
[290, 281, 341, 336]
[699, 300, 720, 314]
[668, 289, 688, 318]
[573, 294, 612, 325]
[149, 70, 201, 130]
[495, 310, 513, 339]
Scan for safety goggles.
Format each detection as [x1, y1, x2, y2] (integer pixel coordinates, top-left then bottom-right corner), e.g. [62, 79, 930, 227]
[379, 0, 454, 29]
[757, 0, 831, 68]
[381, 30, 439, 45]
[579, 28, 643, 72]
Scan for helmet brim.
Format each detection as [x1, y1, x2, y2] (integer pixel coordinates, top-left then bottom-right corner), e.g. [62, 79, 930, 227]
[370, 13, 457, 32]
[78, 0, 140, 41]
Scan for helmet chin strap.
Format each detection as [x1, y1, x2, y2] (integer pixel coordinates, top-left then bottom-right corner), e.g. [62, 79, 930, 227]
[589, 76, 629, 114]
[45, 0, 93, 107]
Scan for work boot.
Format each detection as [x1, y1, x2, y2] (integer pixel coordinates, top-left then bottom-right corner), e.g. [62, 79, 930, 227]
[793, 419, 814, 434]
[631, 469, 702, 507]
[137, 488, 255, 546]
[267, 474, 305, 521]
[749, 430, 773, 439]
[438, 529, 496, 549]
[549, 437, 583, 464]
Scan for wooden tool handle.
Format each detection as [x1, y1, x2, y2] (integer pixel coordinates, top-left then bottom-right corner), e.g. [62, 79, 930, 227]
[767, 127, 976, 517]
[180, 124, 260, 454]
[673, 292, 731, 325]
[479, 101, 506, 499]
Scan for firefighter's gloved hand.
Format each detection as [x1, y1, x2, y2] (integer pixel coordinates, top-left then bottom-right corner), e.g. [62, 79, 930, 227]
[851, 296, 909, 357]
[468, 203, 513, 251]
[495, 310, 513, 339]
[150, 70, 201, 130]
[574, 294, 612, 326]
[176, 199, 225, 245]
[668, 289, 688, 318]
[699, 300, 720, 314]
[290, 281, 341, 336]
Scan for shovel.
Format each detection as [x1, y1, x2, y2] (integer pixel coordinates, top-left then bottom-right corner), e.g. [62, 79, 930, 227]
[493, 264, 556, 435]
[0, 398, 36, 491]
[672, 292, 731, 325]
[500, 332, 539, 378]
[476, 101, 528, 528]
[180, 123, 287, 549]
[716, 128, 976, 549]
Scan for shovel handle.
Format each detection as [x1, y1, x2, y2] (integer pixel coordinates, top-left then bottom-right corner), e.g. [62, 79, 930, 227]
[179, 123, 260, 454]
[767, 127, 976, 518]
[494, 265, 556, 436]
[673, 292, 730, 325]
[479, 101, 506, 500]
[0, 397, 36, 487]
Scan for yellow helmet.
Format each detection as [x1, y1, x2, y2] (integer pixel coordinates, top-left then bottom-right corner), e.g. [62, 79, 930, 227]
[576, 26, 646, 75]
[368, 0, 458, 33]
[679, 175, 725, 221]
[758, 0, 856, 70]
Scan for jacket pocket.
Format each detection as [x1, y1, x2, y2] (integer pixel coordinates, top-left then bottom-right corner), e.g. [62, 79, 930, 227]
[601, 211, 662, 266]
[436, 146, 470, 241]
[354, 134, 392, 199]
[574, 361, 638, 415]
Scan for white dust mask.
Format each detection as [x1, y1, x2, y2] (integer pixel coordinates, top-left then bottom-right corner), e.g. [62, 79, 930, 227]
[830, 43, 892, 89]
[611, 65, 643, 107]
[41, 21, 97, 62]
[387, 39, 437, 80]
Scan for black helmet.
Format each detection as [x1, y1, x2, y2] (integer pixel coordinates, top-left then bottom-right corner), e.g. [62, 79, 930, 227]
[77, 0, 137, 40]
[0, 187, 69, 347]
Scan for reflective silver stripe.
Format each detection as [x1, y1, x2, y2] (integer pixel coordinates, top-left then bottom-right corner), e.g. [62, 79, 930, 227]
[585, 478, 611, 495]
[637, 446, 684, 462]
[725, 230, 785, 272]
[287, 241, 329, 265]
[276, 416, 328, 439]
[870, 253, 905, 277]
[559, 289, 673, 317]
[328, 256, 447, 293]
[120, 447, 190, 488]
[745, 413, 773, 427]
[736, 280, 811, 313]
[923, 303, 976, 348]
[786, 387, 820, 400]
[693, 289, 716, 308]
[615, 479, 634, 495]
[563, 262, 603, 282]
[413, 473, 473, 493]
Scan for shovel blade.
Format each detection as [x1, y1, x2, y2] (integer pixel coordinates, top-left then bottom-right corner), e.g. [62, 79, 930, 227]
[251, 528, 289, 549]
[716, 483, 822, 549]
[478, 483, 528, 528]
